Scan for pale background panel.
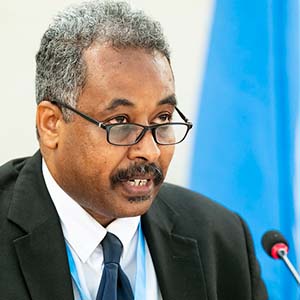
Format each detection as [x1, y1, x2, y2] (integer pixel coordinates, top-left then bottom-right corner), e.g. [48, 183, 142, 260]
[0, 0, 215, 187]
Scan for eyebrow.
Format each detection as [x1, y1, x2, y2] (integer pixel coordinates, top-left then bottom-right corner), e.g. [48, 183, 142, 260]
[158, 94, 177, 106]
[105, 98, 134, 111]
[104, 94, 177, 111]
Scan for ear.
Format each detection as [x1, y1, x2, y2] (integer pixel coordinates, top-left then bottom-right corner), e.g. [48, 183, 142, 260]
[36, 101, 63, 149]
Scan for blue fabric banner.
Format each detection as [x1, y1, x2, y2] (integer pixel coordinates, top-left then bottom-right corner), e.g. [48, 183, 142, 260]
[190, 1, 300, 299]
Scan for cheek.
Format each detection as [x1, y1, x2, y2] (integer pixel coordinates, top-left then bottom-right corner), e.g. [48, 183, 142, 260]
[78, 145, 125, 182]
[60, 123, 126, 180]
[159, 146, 175, 173]
[85, 146, 134, 188]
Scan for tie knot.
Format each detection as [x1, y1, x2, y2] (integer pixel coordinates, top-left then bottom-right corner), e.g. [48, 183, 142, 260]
[101, 232, 123, 264]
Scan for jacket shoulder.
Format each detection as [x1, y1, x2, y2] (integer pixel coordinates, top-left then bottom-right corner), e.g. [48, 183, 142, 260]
[156, 182, 248, 242]
[0, 157, 29, 188]
[0, 156, 30, 221]
[158, 182, 238, 222]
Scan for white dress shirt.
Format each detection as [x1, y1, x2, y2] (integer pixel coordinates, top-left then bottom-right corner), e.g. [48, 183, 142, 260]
[42, 160, 162, 300]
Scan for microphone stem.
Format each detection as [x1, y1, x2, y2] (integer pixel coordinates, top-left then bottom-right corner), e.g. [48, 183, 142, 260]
[278, 249, 300, 285]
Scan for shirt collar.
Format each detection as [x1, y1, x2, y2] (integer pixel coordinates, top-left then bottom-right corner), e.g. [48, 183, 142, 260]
[42, 159, 140, 263]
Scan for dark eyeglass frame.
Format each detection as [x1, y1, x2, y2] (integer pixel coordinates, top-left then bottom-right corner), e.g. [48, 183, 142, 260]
[50, 100, 193, 146]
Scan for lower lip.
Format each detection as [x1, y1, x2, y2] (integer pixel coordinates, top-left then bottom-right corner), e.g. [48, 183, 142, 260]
[120, 180, 154, 197]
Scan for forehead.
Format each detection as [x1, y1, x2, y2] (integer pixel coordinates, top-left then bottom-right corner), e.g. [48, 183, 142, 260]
[80, 45, 175, 111]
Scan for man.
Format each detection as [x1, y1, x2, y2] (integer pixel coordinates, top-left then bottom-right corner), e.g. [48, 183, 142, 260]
[0, 1, 268, 299]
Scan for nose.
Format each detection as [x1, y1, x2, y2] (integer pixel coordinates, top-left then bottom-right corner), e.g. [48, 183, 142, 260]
[127, 129, 161, 163]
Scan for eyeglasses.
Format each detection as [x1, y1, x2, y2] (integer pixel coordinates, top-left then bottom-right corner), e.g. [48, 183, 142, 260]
[51, 100, 193, 146]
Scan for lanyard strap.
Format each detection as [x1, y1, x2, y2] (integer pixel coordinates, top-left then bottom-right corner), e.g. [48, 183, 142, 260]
[66, 222, 147, 300]
[66, 242, 89, 300]
[134, 222, 146, 299]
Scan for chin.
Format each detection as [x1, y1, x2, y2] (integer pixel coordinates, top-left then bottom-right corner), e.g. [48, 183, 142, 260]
[120, 196, 154, 218]
[127, 193, 152, 203]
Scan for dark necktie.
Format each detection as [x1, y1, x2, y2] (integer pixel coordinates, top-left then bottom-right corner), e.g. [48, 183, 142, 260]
[96, 232, 134, 300]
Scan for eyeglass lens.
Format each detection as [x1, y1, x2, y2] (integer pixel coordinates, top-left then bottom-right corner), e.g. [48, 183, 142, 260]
[108, 123, 188, 145]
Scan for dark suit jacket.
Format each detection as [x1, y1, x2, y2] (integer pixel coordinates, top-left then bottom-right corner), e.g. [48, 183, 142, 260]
[0, 151, 268, 300]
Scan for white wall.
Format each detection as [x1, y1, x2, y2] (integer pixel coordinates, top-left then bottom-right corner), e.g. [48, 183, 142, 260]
[0, 0, 215, 187]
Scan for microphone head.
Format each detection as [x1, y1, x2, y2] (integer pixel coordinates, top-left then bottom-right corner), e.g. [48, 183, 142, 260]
[261, 230, 289, 259]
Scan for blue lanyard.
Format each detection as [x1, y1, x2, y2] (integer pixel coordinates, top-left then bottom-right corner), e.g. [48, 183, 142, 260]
[133, 223, 146, 299]
[66, 242, 89, 300]
[66, 222, 146, 300]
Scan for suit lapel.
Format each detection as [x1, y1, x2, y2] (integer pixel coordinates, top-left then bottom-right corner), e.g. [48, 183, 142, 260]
[8, 152, 73, 300]
[142, 195, 208, 300]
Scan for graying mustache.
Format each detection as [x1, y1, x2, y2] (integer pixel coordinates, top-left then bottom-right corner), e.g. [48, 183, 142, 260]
[111, 163, 164, 186]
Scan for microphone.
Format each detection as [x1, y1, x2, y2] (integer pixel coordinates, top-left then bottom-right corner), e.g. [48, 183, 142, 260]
[262, 230, 300, 285]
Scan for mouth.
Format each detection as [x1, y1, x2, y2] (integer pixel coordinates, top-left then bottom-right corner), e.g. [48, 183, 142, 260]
[128, 178, 150, 187]
[120, 176, 154, 196]
[110, 163, 164, 202]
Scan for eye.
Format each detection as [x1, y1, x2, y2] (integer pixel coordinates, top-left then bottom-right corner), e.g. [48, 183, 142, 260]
[153, 113, 173, 124]
[105, 115, 128, 124]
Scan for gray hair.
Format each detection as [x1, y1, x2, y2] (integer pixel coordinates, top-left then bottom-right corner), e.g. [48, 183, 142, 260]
[35, 0, 170, 119]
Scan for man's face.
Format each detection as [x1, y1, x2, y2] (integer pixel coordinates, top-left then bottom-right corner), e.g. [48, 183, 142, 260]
[50, 45, 175, 225]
